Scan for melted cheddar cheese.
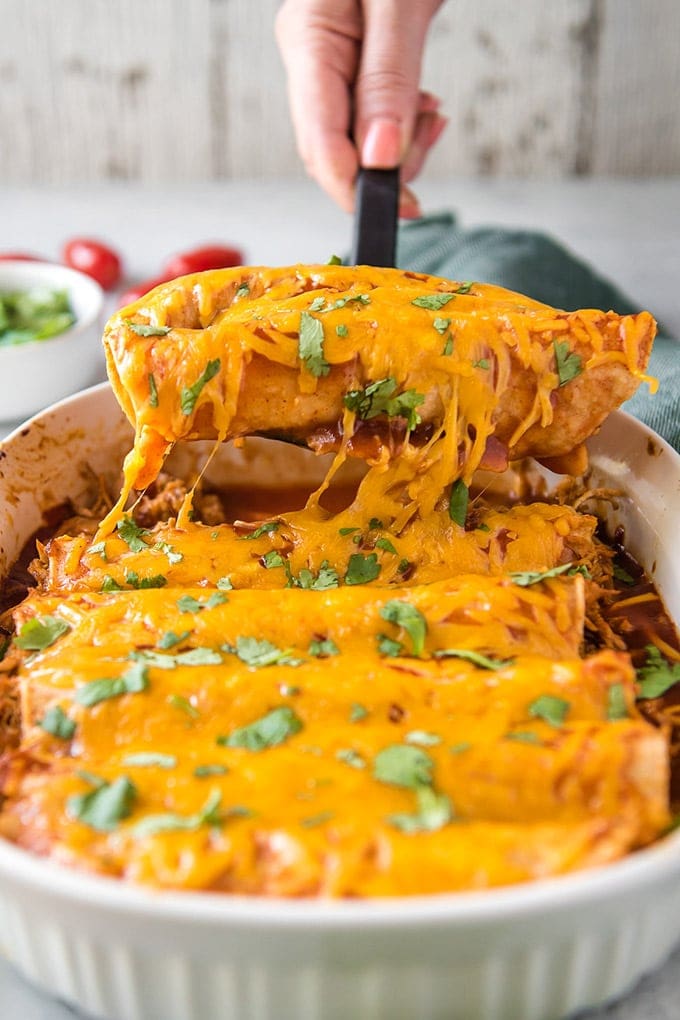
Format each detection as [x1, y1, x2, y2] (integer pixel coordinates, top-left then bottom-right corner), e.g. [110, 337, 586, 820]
[0, 265, 668, 897]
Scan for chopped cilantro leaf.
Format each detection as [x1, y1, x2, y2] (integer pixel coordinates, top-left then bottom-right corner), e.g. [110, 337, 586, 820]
[101, 575, 122, 593]
[308, 637, 340, 657]
[368, 517, 384, 530]
[218, 706, 303, 751]
[607, 683, 628, 720]
[235, 282, 250, 299]
[216, 576, 233, 590]
[510, 562, 589, 586]
[39, 704, 76, 740]
[15, 615, 70, 651]
[377, 633, 404, 657]
[473, 358, 490, 370]
[336, 748, 366, 769]
[75, 663, 149, 706]
[180, 358, 221, 415]
[376, 536, 398, 555]
[434, 648, 511, 671]
[308, 295, 326, 312]
[379, 600, 427, 657]
[454, 282, 473, 294]
[157, 630, 191, 650]
[240, 521, 280, 541]
[177, 595, 204, 614]
[339, 526, 359, 536]
[448, 479, 469, 527]
[405, 730, 441, 747]
[298, 311, 330, 377]
[343, 377, 424, 431]
[442, 334, 454, 356]
[613, 564, 636, 586]
[345, 552, 380, 586]
[116, 515, 150, 553]
[433, 317, 451, 334]
[326, 254, 342, 265]
[68, 776, 137, 832]
[234, 636, 303, 668]
[553, 340, 582, 387]
[168, 694, 199, 718]
[411, 293, 456, 310]
[132, 789, 222, 838]
[388, 785, 452, 833]
[300, 811, 334, 828]
[505, 731, 542, 745]
[125, 570, 168, 590]
[194, 764, 229, 778]
[291, 561, 339, 590]
[336, 324, 348, 337]
[636, 645, 680, 700]
[374, 744, 433, 789]
[350, 702, 368, 722]
[528, 694, 570, 728]
[148, 372, 159, 407]
[88, 541, 107, 560]
[126, 321, 171, 337]
[155, 540, 183, 564]
[262, 550, 285, 569]
[122, 752, 177, 769]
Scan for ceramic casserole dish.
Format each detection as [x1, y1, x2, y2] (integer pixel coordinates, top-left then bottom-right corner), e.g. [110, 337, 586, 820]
[0, 382, 679, 1020]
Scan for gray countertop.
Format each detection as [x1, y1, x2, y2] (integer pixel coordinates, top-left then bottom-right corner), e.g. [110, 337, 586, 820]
[1, 177, 679, 1019]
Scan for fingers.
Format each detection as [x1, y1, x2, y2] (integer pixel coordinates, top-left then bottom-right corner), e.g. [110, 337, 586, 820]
[275, 0, 362, 212]
[355, 0, 444, 167]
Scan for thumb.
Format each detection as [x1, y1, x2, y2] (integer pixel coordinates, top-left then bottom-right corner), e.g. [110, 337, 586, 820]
[354, 0, 441, 168]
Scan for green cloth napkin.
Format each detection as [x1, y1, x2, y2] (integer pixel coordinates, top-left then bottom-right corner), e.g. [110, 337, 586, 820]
[395, 212, 680, 451]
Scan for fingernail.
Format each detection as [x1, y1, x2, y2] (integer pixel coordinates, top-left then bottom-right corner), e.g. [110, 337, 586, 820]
[361, 118, 402, 168]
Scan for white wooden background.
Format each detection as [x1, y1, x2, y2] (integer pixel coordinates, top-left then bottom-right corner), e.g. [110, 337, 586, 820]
[1, 0, 679, 184]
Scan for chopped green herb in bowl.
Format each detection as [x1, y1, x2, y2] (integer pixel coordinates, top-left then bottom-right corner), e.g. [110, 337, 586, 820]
[0, 288, 76, 347]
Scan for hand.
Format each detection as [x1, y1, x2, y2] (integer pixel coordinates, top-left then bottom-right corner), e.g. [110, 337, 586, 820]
[276, 0, 446, 217]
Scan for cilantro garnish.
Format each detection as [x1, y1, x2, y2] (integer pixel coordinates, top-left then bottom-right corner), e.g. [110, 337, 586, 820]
[116, 515, 150, 553]
[155, 540, 183, 564]
[121, 752, 177, 769]
[148, 372, 159, 407]
[606, 683, 628, 720]
[75, 663, 149, 707]
[528, 694, 570, 728]
[405, 730, 441, 747]
[336, 748, 366, 769]
[126, 321, 171, 337]
[180, 358, 221, 415]
[233, 636, 303, 668]
[218, 706, 303, 751]
[505, 731, 542, 745]
[240, 521, 280, 541]
[157, 630, 191, 649]
[336, 324, 348, 337]
[343, 377, 424, 431]
[176, 592, 227, 614]
[326, 254, 342, 265]
[101, 575, 122, 592]
[374, 744, 433, 789]
[125, 571, 168, 590]
[510, 562, 590, 586]
[298, 311, 330, 377]
[216, 576, 233, 590]
[375, 536, 398, 555]
[339, 526, 359, 536]
[387, 785, 452, 834]
[636, 645, 680, 700]
[88, 540, 107, 560]
[300, 811, 335, 829]
[262, 550, 286, 569]
[433, 648, 511, 671]
[433, 317, 451, 334]
[68, 775, 137, 832]
[613, 564, 636, 586]
[235, 282, 250, 299]
[473, 358, 490, 370]
[411, 293, 456, 310]
[349, 702, 368, 722]
[345, 552, 381, 586]
[168, 694, 199, 718]
[132, 789, 222, 838]
[15, 615, 70, 651]
[553, 340, 582, 387]
[194, 763, 229, 778]
[290, 561, 339, 590]
[308, 637, 340, 657]
[379, 600, 427, 657]
[442, 335, 454, 356]
[448, 479, 469, 527]
[377, 633, 404, 657]
[38, 704, 76, 740]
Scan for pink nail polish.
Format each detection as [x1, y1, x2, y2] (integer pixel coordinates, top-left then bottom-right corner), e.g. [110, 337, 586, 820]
[361, 118, 402, 168]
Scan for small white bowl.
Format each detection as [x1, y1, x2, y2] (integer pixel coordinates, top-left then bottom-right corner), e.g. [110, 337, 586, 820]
[0, 260, 104, 422]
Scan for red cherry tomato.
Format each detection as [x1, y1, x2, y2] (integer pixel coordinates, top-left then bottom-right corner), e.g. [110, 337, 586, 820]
[62, 238, 122, 291]
[162, 244, 243, 279]
[117, 276, 172, 309]
[0, 252, 47, 261]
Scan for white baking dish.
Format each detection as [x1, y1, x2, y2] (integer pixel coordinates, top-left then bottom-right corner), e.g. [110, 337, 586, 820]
[0, 382, 679, 1020]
